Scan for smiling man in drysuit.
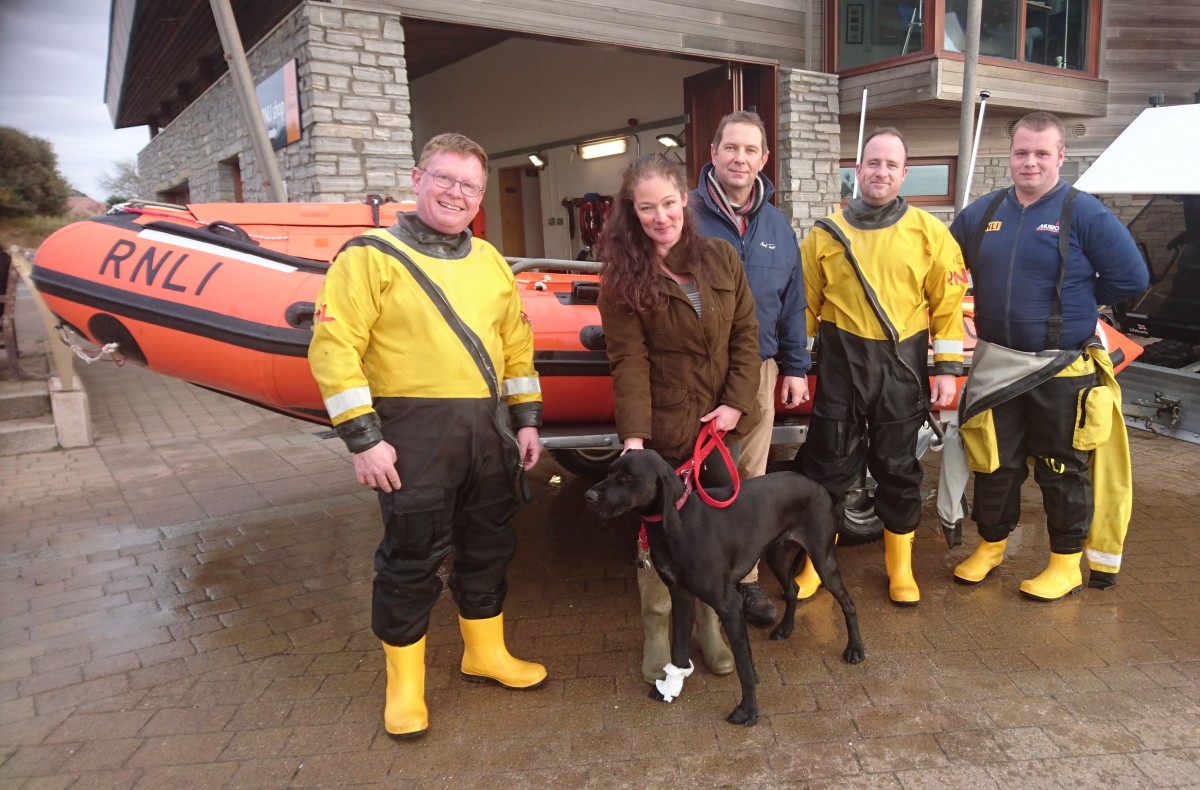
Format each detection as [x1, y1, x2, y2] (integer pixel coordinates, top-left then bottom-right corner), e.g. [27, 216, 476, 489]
[801, 127, 967, 606]
[309, 132, 546, 740]
[944, 112, 1148, 600]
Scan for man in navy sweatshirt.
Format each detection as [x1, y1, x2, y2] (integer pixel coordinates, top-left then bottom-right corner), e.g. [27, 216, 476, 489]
[690, 111, 812, 623]
[949, 112, 1148, 600]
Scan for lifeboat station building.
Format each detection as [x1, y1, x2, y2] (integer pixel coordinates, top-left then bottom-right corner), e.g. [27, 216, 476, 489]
[107, 0, 1199, 259]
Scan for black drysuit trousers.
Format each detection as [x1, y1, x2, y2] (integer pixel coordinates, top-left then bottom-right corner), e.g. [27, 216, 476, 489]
[371, 397, 520, 647]
[970, 370, 1096, 553]
[802, 325, 930, 534]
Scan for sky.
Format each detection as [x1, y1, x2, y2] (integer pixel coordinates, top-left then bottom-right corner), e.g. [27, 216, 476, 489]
[0, 0, 148, 201]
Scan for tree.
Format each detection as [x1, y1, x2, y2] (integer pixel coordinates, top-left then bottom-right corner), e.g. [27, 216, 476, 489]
[99, 158, 141, 205]
[0, 126, 70, 216]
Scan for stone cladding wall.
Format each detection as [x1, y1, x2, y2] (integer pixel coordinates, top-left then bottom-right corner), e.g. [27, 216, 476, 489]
[776, 69, 842, 240]
[139, 2, 414, 204]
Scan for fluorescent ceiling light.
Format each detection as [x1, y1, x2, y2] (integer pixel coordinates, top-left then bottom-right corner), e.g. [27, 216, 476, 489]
[578, 137, 628, 160]
[528, 152, 545, 168]
[656, 133, 683, 148]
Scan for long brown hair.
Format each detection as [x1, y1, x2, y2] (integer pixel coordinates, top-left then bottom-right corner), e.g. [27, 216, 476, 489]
[596, 154, 707, 313]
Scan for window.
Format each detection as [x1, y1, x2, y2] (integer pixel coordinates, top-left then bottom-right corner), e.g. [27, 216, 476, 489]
[158, 181, 191, 206]
[833, 0, 1095, 75]
[943, 0, 1090, 70]
[838, 0, 930, 70]
[218, 157, 243, 203]
[840, 157, 957, 206]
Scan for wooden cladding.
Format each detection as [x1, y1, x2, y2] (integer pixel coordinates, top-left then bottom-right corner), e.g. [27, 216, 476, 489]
[839, 56, 1108, 116]
[381, 0, 808, 68]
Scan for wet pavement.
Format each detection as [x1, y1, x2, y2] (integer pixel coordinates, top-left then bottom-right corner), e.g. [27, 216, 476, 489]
[2, 284, 1200, 788]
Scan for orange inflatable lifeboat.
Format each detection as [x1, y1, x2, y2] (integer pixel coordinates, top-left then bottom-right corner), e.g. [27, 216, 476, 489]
[30, 201, 1142, 435]
[30, 201, 612, 425]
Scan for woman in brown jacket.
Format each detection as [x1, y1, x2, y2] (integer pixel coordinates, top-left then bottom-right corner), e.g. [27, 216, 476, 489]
[595, 154, 761, 684]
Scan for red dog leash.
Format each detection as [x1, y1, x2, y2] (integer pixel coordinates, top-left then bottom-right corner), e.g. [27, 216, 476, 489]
[638, 422, 741, 551]
[684, 422, 740, 508]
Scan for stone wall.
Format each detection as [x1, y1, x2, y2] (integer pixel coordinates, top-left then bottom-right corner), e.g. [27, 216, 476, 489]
[138, 2, 415, 203]
[302, 4, 414, 202]
[777, 69, 841, 240]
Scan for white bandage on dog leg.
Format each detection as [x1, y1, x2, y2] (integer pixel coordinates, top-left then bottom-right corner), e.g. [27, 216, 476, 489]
[654, 661, 694, 702]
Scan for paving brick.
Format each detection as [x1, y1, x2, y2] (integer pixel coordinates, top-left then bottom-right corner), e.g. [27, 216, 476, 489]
[190, 622, 273, 653]
[125, 732, 234, 767]
[225, 753, 302, 782]
[17, 666, 83, 697]
[226, 700, 293, 730]
[287, 748, 394, 786]
[853, 733, 950, 773]
[218, 727, 296, 761]
[237, 632, 295, 662]
[132, 762, 239, 786]
[32, 674, 131, 715]
[81, 652, 141, 681]
[0, 742, 77, 778]
[44, 710, 155, 743]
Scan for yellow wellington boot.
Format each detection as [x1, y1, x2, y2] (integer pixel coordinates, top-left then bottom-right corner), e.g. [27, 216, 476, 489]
[794, 557, 822, 601]
[694, 602, 734, 676]
[1019, 552, 1083, 601]
[459, 613, 547, 689]
[883, 529, 920, 606]
[795, 534, 836, 602]
[953, 538, 1008, 584]
[381, 638, 428, 739]
[637, 564, 671, 684]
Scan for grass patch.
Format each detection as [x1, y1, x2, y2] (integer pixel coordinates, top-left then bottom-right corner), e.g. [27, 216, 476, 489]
[0, 214, 76, 251]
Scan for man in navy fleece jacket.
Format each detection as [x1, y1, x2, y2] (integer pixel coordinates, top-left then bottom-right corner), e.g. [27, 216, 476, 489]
[690, 110, 812, 623]
[949, 111, 1148, 600]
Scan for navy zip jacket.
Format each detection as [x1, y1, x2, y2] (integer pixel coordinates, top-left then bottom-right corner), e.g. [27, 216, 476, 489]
[690, 163, 811, 376]
[951, 180, 1148, 352]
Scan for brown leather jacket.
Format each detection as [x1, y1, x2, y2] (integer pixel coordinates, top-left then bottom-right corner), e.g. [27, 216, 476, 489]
[599, 237, 761, 459]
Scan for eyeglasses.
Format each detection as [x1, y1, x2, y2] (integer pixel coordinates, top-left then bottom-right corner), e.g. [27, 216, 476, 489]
[418, 169, 484, 198]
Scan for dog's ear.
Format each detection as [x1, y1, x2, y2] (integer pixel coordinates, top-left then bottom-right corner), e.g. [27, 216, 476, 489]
[652, 452, 686, 525]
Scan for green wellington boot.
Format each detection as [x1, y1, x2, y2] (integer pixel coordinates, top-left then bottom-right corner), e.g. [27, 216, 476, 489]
[637, 564, 671, 683]
[694, 602, 734, 676]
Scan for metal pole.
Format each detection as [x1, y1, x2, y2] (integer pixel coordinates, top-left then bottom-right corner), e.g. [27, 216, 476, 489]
[963, 91, 991, 206]
[852, 87, 868, 199]
[209, 0, 288, 202]
[955, 0, 983, 211]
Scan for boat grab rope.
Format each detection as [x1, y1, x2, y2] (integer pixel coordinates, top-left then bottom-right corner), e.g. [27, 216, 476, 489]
[114, 205, 287, 241]
[54, 325, 121, 365]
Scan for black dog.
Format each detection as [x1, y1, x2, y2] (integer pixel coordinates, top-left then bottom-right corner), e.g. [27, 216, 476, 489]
[584, 450, 865, 726]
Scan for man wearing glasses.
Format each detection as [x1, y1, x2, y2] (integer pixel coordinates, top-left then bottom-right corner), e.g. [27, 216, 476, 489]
[309, 132, 546, 741]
